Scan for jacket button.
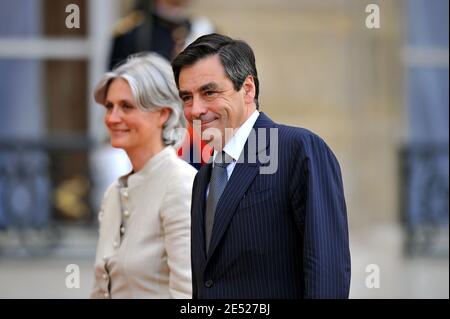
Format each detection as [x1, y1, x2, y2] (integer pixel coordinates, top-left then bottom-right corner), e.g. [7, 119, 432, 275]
[204, 280, 213, 288]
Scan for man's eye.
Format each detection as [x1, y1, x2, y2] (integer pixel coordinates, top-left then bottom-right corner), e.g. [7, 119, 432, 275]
[104, 103, 113, 110]
[205, 91, 216, 96]
[181, 96, 192, 102]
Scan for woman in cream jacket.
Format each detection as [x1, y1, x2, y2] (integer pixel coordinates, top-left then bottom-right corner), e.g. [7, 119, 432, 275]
[91, 53, 196, 298]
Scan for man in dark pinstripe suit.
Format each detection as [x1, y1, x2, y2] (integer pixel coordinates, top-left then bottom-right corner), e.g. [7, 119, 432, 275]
[172, 33, 351, 299]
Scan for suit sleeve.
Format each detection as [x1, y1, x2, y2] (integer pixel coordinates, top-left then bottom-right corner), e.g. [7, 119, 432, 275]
[290, 133, 351, 298]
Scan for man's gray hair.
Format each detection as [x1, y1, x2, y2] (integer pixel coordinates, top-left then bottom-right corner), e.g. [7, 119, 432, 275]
[94, 52, 186, 148]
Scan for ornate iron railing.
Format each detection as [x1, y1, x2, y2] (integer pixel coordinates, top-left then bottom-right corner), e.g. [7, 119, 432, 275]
[0, 136, 95, 256]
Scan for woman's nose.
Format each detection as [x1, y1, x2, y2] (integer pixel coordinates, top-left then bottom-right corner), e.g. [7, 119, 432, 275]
[105, 105, 122, 124]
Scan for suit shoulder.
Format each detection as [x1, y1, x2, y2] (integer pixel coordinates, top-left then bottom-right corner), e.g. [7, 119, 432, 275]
[112, 11, 145, 37]
[276, 124, 337, 162]
[277, 124, 325, 146]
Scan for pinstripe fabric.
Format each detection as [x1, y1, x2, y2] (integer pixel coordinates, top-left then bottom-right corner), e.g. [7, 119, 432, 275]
[190, 112, 351, 299]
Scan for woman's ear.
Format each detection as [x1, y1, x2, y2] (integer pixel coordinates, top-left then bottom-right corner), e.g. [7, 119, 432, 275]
[159, 107, 171, 127]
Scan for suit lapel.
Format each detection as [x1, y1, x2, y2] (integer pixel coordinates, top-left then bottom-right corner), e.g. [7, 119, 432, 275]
[206, 161, 259, 259]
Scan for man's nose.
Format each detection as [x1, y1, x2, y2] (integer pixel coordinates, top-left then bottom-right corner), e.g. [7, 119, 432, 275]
[190, 97, 207, 119]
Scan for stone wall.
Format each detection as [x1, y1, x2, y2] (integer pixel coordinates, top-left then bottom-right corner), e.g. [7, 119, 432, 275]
[118, 0, 406, 231]
[188, 0, 406, 231]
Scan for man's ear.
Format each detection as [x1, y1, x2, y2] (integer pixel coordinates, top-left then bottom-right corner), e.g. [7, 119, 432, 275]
[242, 75, 256, 104]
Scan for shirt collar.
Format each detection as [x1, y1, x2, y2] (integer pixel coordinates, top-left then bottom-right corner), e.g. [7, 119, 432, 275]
[213, 110, 260, 163]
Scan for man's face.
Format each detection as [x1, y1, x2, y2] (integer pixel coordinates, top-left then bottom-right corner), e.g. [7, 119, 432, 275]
[178, 54, 256, 150]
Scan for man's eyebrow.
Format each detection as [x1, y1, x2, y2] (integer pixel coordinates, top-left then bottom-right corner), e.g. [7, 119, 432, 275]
[200, 82, 219, 91]
[178, 82, 219, 97]
[178, 90, 190, 97]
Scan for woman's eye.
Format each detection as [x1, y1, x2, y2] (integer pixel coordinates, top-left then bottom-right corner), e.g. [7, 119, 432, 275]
[104, 103, 113, 110]
[123, 103, 134, 109]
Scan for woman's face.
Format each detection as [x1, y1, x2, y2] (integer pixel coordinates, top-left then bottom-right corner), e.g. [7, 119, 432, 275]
[104, 78, 166, 153]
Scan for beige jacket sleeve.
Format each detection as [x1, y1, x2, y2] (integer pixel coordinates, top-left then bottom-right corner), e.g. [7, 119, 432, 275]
[160, 166, 196, 298]
[90, 184, 116, 299]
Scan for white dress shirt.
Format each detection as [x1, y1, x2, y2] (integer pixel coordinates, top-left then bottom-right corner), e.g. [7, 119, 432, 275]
[206, 110, 260, 197]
